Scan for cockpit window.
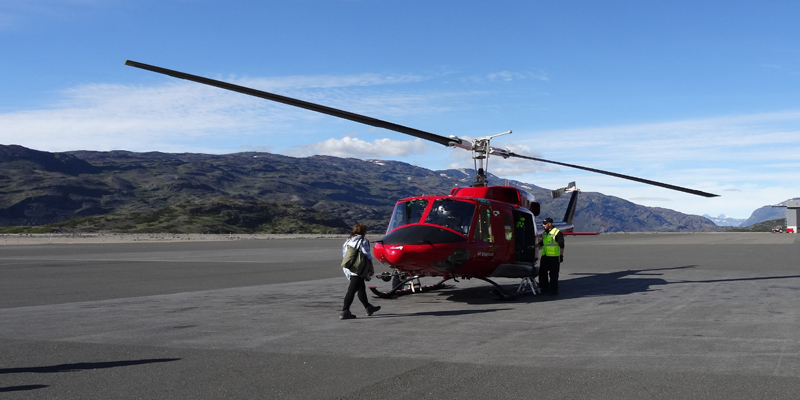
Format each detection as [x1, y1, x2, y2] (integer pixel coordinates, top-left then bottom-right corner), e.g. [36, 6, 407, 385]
[424, 199, 476, 236]
[386, 199, 429, 233]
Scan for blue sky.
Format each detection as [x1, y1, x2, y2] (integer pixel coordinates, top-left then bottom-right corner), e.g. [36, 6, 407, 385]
[1, 0, 799, 219]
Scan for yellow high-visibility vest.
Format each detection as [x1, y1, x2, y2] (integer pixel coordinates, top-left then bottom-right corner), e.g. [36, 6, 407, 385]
[542, 227, 561, 257]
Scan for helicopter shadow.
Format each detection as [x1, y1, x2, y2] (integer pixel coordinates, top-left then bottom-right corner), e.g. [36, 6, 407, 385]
[440, 284, 535, 305]
[557, 265, 696, 299]
[0, 358, 181, 375]
[369, 308, 513, 319]
[515, 265, 800, 303]
[411, 308, 513, 317]
[0, 385, 49, 393]
[482, 265, 697, 303]
[378, 266, 800, 306]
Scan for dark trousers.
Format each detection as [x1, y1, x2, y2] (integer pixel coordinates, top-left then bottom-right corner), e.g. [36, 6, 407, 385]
[343, 276, 370, 311]
[539, 256, 560, 293]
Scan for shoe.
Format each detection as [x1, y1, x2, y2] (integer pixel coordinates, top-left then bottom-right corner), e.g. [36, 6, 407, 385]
[365, 305, 381, 316]
[339, 310, 357, 320]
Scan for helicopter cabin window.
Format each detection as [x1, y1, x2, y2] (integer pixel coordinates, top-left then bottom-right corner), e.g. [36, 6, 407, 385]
[386, 199, 429, 233]
[504, 215, 514, 240]
[424, 199, 476, 236]
[473, 205, 493, 242]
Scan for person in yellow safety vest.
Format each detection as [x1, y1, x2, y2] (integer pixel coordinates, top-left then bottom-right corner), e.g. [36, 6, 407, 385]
[538, 217, 565, 296]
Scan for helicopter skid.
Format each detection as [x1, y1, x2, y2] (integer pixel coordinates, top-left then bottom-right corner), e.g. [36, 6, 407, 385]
[368, 279, 449, 298]
[474, 277, 520, 301]
[369, 275, 521, 301]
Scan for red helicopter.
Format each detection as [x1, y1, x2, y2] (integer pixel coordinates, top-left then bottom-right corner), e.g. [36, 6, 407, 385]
[370, 180, 581, 298]
[125, 60, 719, 299]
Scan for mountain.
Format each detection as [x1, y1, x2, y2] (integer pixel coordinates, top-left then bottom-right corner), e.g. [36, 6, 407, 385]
[0, 145, 724, 233]
[703, 214, 745, 227]
[740, 198, 799, 227]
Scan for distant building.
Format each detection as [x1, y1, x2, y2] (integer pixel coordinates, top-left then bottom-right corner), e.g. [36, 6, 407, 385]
[787, 201, 800, 233]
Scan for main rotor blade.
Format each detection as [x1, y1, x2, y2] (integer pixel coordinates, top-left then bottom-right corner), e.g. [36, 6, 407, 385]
[506, 151, 719, 198]
[125, 60, 719, 198]
[124, 60, 461, 148]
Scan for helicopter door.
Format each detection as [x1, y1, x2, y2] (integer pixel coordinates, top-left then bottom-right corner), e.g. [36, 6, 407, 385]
[472, 204, 497, 260]
[473, 205, 494, 243]
[512, 210, 536, 263]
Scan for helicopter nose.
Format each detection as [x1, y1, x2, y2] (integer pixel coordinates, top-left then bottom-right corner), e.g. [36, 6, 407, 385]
[374, 243, 407, 264]
[374, 243, 455, 269]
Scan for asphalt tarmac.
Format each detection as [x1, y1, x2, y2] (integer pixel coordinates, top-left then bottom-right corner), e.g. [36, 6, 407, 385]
[1, 233, 799, 399]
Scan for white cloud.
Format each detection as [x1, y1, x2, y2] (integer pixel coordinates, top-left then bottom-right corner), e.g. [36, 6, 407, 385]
[467, 70, 550, 83]
[496, 111, 800, 218]
[527, 111, 800, 163]
[488, 71, 526, 82]
[283, 136, 429, 158]
[513, 111, 800, 185]
[0, 72, 458, 153]
[239, 145, 273, 153]
[0, 82, 284, 152]
[236, 73, 427, 91]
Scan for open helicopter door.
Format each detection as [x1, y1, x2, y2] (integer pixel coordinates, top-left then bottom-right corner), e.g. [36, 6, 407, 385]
[512, 210, 537, 263]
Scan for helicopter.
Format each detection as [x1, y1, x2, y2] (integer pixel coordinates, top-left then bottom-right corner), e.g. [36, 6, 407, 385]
[124, 60, 719, 299]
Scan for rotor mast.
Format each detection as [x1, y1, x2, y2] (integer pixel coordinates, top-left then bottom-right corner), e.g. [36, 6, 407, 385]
[449, 130, 513, 187]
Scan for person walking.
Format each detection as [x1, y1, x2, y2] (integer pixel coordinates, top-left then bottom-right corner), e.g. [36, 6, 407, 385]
[340, 223, 381, 319]
[538, 217, 564, 295]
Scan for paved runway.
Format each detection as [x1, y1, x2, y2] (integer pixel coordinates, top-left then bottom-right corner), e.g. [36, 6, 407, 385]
[1, 233, 799, 399]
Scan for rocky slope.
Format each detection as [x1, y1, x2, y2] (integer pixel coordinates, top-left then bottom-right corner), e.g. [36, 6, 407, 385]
[740, 199, 798, 227]
[0, 145, 724, 233]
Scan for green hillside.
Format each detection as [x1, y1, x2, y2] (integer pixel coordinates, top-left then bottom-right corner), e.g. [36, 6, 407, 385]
[0, 145, 725, 234]
[727, 219, 786, 232]
[0, 196, 349, 234]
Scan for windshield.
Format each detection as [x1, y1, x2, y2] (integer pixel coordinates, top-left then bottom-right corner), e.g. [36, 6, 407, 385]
[424, 199, 476, 236]
[386, 199, 429, 233]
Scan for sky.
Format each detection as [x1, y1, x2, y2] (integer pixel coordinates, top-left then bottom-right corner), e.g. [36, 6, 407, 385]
[1, 0, 799, 219]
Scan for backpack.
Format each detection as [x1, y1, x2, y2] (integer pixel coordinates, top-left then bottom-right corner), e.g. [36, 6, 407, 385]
[341, 238, 373, 278]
